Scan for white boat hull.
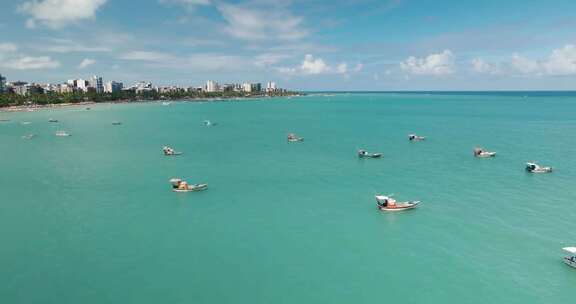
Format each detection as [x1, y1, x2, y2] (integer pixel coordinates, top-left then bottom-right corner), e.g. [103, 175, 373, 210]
[564, 257, 576, 268]
[377, 201, 420, 211]
[173, 184, 208, 192]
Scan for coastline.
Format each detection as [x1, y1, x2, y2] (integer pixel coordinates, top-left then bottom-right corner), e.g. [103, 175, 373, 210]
[0, 94, 303, 113]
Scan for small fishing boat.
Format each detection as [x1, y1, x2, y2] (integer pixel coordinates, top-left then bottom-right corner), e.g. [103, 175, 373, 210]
[112, 121, 122, 125]
[358, 149, 382, 158]
[86, 107, 91, 110]
[376, 195, 420, 211]
[562, 247, 576, 269]
[170, 178, 208, 192]
[409, 134, 426, 141]
[162, 102, 171, 106]
[287, 133, 304, 142]
[55, 131, 71, 137]
[0, 119, 10, 122]
[526, 162, 552, 173]
[163, 146, 182, 156]
[48, 118, 58, 123]
[474, 147, 496, 158]
[203, 120, 218, 126]
[21, 121, 31, 125]
[22, 134, 36, 140]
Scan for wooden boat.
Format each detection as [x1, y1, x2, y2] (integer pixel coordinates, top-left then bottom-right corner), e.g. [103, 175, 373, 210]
[376, 195, 420, 211]
[112, 121, 122, 125]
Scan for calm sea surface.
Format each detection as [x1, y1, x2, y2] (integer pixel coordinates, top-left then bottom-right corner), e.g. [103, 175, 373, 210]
[1, 93, 575, 304]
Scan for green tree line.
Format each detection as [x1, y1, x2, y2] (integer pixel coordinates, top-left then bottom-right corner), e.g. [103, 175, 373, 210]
[0, 90, 301, 108]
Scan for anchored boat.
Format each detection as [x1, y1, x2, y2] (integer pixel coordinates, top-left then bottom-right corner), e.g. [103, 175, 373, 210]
[562, 247, 576, 269]
[55, 131, 71, 137]
[376, 195, 420, 211]
[358, 149, 382, 158]
[474, 147, 496, 158]
[526, 162, 552, 173]
[409, 134, 426, 141]
[163, 146, 182, 156]
[112, 121, 122, 125]
[287, 133, 304, 142]
[170, 178, 208, 192]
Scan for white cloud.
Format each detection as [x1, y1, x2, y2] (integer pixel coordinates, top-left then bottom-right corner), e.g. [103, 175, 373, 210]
[0, 43, 18, 53]
[510, 54, 540, 75]
[336, 63, 348, 74]
[301, 54, 330, 74]
[160, 0, 210, 5]
[400, 50, 455, 76]
[277, 54, 361, 77]
[119, 51, 172, 61]
[0, 42, 59, 70]
[471, 58, 500, 74]
[18, 0, 107, 29]
[541, 45, 576, 75]
[78, 58, 96, 69]
[119, 50, 254, 72]
[217, 3, 307, 41]
[1, 56, 60, 70]
[470, 45, 576, 77]
[254, 53, 292, 67]
[42, 39, 111, 53]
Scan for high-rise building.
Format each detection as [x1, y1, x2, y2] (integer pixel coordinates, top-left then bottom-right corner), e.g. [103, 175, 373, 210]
[251, 83, 262, 92]
[58, 83, 73, 94]
[266, 82, 277, 92]
[0, 74, 6, 93]
[205, 80, 219, 92]
[91, 76, 104, 93]
[104, 81, 123, 93]
[242, 82, 252, 93]
[72, 79, 88, 92]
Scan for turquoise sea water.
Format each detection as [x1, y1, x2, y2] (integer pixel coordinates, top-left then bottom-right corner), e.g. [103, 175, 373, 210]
[1, 93, 575, 304]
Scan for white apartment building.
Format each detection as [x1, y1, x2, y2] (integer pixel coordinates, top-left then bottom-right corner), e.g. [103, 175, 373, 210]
[205, 80, 219, 92]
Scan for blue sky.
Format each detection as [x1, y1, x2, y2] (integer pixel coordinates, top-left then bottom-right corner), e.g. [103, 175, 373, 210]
[2, 0, 576, 90]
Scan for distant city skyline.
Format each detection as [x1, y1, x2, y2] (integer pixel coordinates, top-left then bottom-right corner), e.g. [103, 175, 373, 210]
[2, 0, 576, 90]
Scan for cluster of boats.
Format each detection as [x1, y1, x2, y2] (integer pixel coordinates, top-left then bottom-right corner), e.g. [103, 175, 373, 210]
[163, 147, 207, 192]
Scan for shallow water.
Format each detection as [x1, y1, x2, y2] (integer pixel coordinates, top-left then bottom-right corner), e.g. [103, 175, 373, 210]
[1, 93, 575, 304]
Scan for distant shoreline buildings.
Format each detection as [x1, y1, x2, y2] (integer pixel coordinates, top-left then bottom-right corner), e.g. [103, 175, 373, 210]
[0, 73, 288, 97]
